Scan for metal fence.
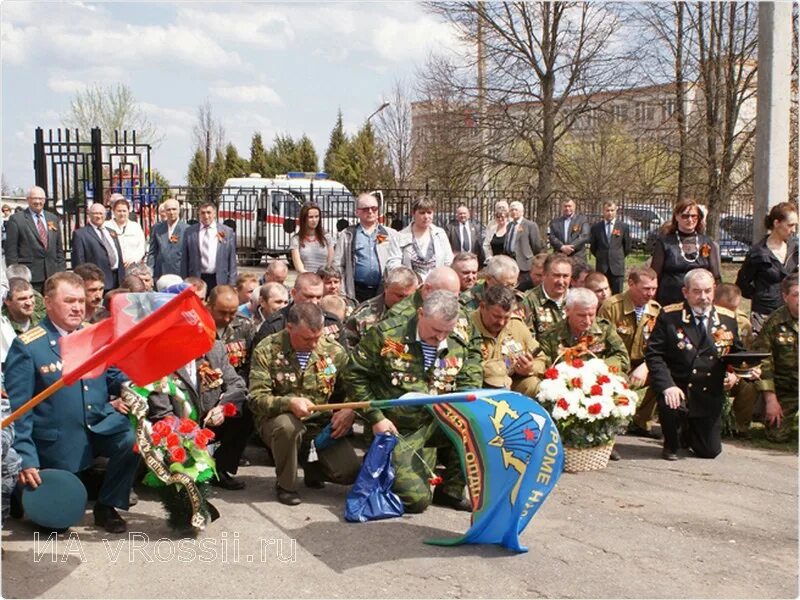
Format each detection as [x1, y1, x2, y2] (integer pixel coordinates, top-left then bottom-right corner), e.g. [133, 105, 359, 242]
[48, 183, 756, 264]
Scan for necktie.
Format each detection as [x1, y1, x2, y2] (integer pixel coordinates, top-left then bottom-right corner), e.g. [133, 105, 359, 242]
[695, 314, 709, 346]
[36, 214, 48, 248]
[461, 223, 470, 252]
[606, 221, 613, 242]
[505, 221, 517, 254]
[201, 226, 212, 272]
[98, 227, 117, 267]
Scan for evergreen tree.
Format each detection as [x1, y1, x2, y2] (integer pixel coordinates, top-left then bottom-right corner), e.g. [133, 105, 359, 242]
[208, 148, 227, 202]
[295, 135, 319, 172]
[323, 109, 347, 177]
[336, 123, 392, 193]
[249, 133, 269, 176]
[187, 149, 209, 203]
[265, 134, 298, 175]
[223, 143, 249, 179]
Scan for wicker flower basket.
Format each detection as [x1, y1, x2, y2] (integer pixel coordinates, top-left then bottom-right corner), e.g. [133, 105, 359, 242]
[563, 442, 614, 473]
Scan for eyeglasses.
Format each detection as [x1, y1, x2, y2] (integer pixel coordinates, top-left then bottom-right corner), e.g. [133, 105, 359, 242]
[679, 213, 699, 220]
[358, 206, 379, 212]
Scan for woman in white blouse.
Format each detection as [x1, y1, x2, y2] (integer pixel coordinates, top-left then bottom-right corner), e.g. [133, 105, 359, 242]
[105, 194, 146, 266]
[386, 197, 453, 281]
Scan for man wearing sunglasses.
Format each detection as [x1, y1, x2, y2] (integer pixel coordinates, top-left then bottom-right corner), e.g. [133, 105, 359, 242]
[334, 193, 397, 303]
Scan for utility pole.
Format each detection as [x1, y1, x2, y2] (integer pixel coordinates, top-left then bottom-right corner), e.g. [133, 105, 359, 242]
[753, 1, 792, 242]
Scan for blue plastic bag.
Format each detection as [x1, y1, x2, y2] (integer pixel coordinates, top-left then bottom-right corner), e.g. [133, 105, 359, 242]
[344, 433, 404, 522]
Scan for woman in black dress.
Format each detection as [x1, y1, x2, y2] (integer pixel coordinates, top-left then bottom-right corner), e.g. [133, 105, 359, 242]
[483, 207, 510, 260]
[735, 202, 798, 335]
[651, 198, 721, 306]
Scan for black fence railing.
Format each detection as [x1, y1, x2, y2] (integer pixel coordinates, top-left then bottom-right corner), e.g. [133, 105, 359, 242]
[47, 183, 756, 265]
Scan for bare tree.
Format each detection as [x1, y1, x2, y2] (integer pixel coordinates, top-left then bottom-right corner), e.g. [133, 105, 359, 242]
[62, 83, 163, 145]
[423, 2, 636, 227]
[375, 78, 416, 188]
[192, 100, 226, 172]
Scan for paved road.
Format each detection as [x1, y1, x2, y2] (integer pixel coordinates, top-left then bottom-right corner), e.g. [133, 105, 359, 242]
[2, 436, 797, 599]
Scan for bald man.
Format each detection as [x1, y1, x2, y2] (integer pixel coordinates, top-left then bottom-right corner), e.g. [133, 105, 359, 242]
[4, 186, 65, 293]
[383, 266, 461, 321]
[146, 198, 188, 279]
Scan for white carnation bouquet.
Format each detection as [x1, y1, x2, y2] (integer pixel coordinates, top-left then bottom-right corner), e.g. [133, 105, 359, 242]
[537, 357, 638, 448]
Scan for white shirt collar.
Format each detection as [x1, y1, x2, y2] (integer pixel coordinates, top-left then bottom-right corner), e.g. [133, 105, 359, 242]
[52, 322, 71, 337]
[542, 286, 565, 306]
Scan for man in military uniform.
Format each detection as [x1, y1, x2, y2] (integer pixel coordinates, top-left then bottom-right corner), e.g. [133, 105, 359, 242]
[714, 283, 757, 435]
[5, 272, 139, 533]
[452, 252, 480, 295]
[317, 265, 358, 317]
[598, 266, 662, 439]
[646, 269, 745, 460]
[753, 274, 798, 442]
[2, 278, 41, 334]
[460, 255, 522, 312]
[540, 287, 630, 372]
[345, 291, 483, 513]
[522, 254, 571, 337]
[252, 273, 340, 350]
[342, 266, 417, 349]
[384, 266, 461, 320]
[207, 285, 256, 381]
[472, 285, 545, 397]
[249, 303, 359, 505]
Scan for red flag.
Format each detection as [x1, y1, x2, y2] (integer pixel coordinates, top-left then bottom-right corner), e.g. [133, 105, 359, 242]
[60, 288, 216, 386]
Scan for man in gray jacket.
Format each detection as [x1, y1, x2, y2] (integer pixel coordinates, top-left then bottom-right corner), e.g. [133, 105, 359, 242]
[334, 193, 396, 303]
[506, 201, 544, 292]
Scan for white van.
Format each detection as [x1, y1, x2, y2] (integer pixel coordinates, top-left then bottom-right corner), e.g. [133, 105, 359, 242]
[218, 172, 356, 265]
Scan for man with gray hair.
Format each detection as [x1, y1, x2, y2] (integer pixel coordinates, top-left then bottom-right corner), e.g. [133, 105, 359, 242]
[342, 265, 418, 348]
[384, 265, 460, 321]
[451, 251, 480, 294]
[460, 254, 521, 311]
[125, 262, 154, 291]
[249, 303, 359, 506]
[540, 286, 630, 373]
[646, 268, 745, 461]
[345, 289, 483, 513]
[505, 200, 544, 291]
[4, 186, 66, 293]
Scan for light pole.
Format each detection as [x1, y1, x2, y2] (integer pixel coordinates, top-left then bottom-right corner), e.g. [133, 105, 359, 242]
[366, 101, 390, 124]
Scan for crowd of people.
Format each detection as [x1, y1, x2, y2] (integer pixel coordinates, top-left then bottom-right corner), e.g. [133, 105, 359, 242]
[0, 186, 797, 535]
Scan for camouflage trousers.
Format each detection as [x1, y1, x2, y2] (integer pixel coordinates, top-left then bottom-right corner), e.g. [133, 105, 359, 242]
[632, 386, 659, 431]
[765, 389, 799, 443]
[2, 447, 21, 520]
[392, 418, 466, 514]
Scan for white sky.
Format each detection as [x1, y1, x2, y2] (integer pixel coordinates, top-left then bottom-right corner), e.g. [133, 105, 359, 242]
[1, 1, 464, 189]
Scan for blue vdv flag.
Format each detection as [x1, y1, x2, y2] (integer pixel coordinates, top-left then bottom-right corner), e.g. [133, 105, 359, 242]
[426, 390, 563, 553]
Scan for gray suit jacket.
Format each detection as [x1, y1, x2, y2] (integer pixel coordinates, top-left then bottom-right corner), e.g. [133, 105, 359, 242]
[180, 222, 238, 286]
[509, 218, 544, 272]
[334, 223, 396, 298]
[4, 209, 65, 284]
[548, 214, 591, 261]
[146, 341, 247, 421]
[146, 220, 188, 279]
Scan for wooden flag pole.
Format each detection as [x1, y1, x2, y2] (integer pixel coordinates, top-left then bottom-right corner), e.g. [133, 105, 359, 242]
[2, 379, 66, 429]
[307, 400, 372, 413]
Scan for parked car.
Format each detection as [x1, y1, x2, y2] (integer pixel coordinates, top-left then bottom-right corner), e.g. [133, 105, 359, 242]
[620, 216, 648, 251]
[718, 228, 749, 262]
[719, 215, 753, 245]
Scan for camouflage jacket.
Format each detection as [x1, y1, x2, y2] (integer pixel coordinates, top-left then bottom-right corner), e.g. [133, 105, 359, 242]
[248, 330, 348, 430]
[753, 306, 798, 400]
[539, 317, 631, 373]
[470, 309, 545, 388]
[521, 285, 566, 337]
[460, 281, 526, 316]
[344, 312, 483, 428]
[384, 289, 423, 320]
[597, 292, 660, 365]
[218, 314, 256, 379]
[1, 290, 45, 335]
[342, 293, 388, 349]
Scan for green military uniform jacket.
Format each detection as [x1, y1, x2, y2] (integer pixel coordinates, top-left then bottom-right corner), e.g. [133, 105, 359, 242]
[539, 317, 631, 373]
[248, 330, 349, 432]
[753, 305, 798, 401]
[521, 285, 566, 337]
[384, 289, 423, 320]
[218, 314, 256, 379]
[342, 293, 388, 349]
[460, 281, 527, 315]
[344, 312, 483, 429]
[470, 309, 544, 389]
[1, 289, 45, 334]
[736, 311, 753, 350]
[597, 292, 660, 365]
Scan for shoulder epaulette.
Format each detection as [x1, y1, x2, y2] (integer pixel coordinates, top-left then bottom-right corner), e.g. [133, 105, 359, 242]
[663, 303, 683, 313]
[714, 305, 736, 319]
[18, 326, 46, 345]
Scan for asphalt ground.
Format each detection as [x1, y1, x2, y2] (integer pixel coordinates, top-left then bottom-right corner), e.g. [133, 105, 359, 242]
[2, 435, 797, 599]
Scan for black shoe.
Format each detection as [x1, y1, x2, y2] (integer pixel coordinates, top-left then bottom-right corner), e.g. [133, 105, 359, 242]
[303, 465, 326, 489]
[661, 449, 679, 461]
[276, 486, 301, 506]
[432, 488, 472, 512]
[211, 472, 246, 490]
[609, 449, 621, 461]
[129, 490, 139, 507]
[627, 424, 662, 440]
[93, 503, 127, 534]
